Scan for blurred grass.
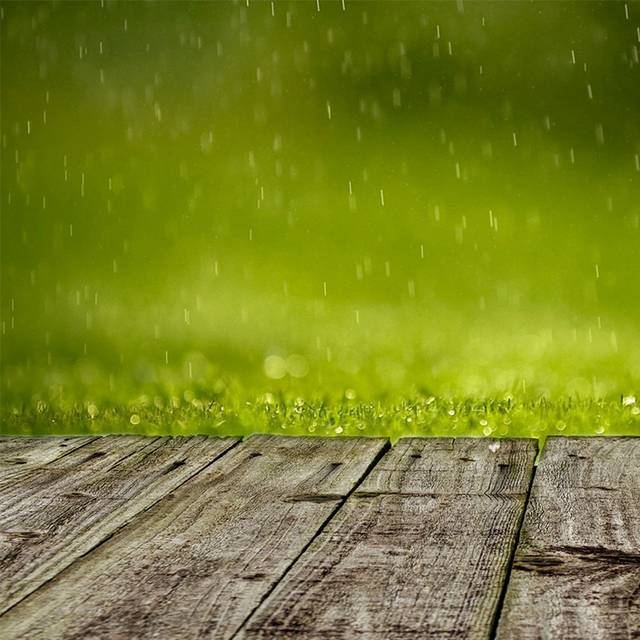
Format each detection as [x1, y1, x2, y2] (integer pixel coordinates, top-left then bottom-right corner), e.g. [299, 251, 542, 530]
[1, 1, 639, 438]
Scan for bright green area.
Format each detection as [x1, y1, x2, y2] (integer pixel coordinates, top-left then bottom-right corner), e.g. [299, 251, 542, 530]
[2, 1, 639, 439]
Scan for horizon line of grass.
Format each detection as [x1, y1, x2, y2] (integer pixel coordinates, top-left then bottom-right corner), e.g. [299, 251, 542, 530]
[3, 394, 638, 443]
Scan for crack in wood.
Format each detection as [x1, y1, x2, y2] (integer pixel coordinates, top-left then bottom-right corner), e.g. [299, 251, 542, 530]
[283, 493, 345, 503]
[514, 545, 640, 574]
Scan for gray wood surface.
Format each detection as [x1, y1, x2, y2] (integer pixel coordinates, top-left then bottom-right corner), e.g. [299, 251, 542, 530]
[0, 434, 238, 615]
[496, 437, 640, 639]
[0, 436, 96, 473]
[0, 435, 387, 640]
[240, 437, 538, 639]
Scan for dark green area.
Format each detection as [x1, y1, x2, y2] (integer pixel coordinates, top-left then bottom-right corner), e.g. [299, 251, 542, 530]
[2, 1, 639, 437]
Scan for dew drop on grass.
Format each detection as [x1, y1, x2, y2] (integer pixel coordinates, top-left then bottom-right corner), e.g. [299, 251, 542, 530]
[287, 354, 309, 378]
[264, 355, 287, 379]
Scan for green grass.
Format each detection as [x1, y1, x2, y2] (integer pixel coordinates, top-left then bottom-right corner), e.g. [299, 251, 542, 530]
[4, 392, 640, 444]
[2, 1, 639, 438]
[3, 308, 639, 440]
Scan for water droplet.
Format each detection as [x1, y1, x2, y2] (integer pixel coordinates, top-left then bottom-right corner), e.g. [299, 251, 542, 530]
[264, 355, 287, 379]
[287, 354, 309, 378]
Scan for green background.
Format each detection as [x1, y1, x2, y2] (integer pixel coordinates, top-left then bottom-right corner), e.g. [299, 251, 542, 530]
[2, 0, 639, 439]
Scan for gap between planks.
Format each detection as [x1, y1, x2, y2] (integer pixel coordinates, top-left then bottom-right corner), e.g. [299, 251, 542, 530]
[496, 437, 640, 640]
[229, 438, 392, 639]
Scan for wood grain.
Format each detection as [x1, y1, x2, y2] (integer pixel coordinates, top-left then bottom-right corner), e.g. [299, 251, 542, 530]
[0, 434, 238, 615]
[0, 435, 387, 640]
[496, 437, 640, 639]
[0, 436, 96, 474]
[240, 437, 537, 639]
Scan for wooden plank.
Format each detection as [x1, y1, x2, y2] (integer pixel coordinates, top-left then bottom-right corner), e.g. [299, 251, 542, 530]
[0, 434, 238, 615]
[0, 435, 388, 639]
[0, 436, 96, 473]
[239, 438, 538, 639]
[496, 437, 640, 639]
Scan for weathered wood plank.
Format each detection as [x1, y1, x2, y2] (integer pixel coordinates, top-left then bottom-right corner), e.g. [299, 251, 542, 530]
[240, 437, 537, 639]
[496, 437, 640, 640]
[358, 436, 536, 496]
[0, 435, 388, 639]
[0, 434, 238, 615]
[0, 436, 96, 473]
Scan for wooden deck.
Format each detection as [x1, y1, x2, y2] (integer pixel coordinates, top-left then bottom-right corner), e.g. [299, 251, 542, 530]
[0, 435, 638, 639]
